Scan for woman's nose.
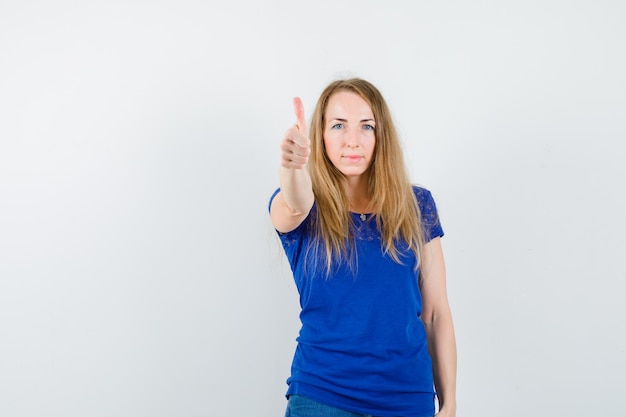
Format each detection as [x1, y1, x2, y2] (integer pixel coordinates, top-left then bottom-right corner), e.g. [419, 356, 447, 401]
[345, 128, 359, 147]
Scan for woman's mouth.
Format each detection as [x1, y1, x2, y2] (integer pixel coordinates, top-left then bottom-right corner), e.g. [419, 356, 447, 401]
[343, 155, 363, 163]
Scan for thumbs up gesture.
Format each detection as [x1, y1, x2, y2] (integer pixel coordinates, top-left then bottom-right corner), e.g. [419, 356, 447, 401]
[281, 97, 311, 169]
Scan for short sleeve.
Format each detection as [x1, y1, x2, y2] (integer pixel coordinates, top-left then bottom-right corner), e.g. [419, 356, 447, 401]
[268, 187, 281, 213]
[413, 186, 444, 242]
[268, 187, 313, 244]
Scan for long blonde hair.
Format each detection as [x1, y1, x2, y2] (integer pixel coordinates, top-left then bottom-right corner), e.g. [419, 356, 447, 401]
[307, 78, 425, 274]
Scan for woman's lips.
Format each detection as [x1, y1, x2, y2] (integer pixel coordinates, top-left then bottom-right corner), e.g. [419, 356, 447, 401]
[343, 155, 363, 163]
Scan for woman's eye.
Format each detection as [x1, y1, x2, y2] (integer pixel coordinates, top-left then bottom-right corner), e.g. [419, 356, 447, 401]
[363, 124, 375, 131]
[331, 123, 344, 129]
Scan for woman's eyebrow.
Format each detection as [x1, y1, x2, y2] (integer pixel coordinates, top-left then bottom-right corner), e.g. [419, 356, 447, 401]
[327, 118, 375, 123]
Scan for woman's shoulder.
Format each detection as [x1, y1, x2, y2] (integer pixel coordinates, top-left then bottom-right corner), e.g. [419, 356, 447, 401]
[411, 184, 435, 203]
[411, 184, 444, 239]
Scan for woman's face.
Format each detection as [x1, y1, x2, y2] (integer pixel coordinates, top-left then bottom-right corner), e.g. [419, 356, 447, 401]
[323, 91, 376, 178]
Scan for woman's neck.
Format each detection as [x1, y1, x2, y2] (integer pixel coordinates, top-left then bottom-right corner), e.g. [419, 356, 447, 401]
[345, 180, 372, 213]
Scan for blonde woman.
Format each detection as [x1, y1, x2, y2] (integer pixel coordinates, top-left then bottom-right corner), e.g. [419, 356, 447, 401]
[269, 78, 456, 417]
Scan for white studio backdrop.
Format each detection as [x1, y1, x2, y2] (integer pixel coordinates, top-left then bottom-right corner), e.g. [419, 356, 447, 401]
[1, 1, 624, 416]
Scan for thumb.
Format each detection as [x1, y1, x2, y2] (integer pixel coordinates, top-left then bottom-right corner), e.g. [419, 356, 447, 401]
[293, 97, 307, 134]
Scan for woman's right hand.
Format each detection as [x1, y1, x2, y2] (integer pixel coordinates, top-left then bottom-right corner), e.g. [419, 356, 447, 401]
[271, 97, 315, 233]
[280, 97, 310, 169]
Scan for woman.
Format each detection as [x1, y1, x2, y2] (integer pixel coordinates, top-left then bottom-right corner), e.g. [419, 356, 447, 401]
[269, 78, 456, 417]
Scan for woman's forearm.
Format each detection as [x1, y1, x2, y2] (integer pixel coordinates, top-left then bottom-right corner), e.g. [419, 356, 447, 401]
[279, 166, 314, 215]
[425, 310, 457, 415]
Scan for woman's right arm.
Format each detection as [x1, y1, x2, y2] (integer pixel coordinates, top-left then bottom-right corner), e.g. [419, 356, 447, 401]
[270, 97, 315, 233]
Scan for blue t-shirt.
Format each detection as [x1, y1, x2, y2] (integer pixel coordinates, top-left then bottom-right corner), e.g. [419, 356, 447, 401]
[270, 186, 444, 417]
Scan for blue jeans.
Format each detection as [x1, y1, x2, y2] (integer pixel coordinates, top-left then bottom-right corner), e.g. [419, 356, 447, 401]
[284, 394, 435, 417]
[284, 395, 371, 417]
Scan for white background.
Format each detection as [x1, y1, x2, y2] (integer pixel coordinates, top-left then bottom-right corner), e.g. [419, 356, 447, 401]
[1, 1, 624, 416]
